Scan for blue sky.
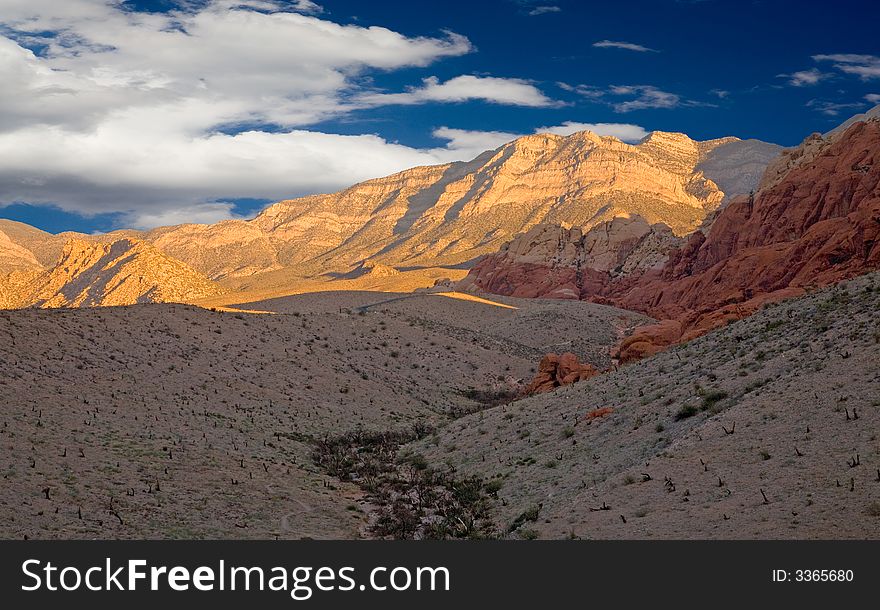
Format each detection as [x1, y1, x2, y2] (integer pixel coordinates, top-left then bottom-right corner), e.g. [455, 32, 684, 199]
[1, 0, 878, 233]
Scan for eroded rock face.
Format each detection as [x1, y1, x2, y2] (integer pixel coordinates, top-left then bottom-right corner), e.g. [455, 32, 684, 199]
[462, 113, 880, 363]
[458, 215, 681, 299]
[523, 352, 599, 394]
[1, 130, 777, 292]
[1, 238, 222, 309]
[616, 118, 880, 346]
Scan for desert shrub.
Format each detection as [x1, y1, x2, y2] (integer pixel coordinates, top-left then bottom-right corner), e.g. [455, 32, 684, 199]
[701, 389, 728, 409]
[508, 504, 541, 533]
[484, 478, 503, 496]
[518, 528, 539, 540]
[461, 387, 519, 409]
[675, 404, 700, 420]
[311, 424, 497, 540]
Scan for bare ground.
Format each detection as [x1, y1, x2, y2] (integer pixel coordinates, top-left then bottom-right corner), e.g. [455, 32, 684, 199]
[0, 291, 642, 539]
[410, 273, 880, 539]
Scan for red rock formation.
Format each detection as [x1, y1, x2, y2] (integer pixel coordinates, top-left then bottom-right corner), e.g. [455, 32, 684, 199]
[459, 216, 680, 300]
[612, 118, 880, 359]
[463, 116, 880, 363]
[523, 352, 599, 394]
[584, 407, 614, 423]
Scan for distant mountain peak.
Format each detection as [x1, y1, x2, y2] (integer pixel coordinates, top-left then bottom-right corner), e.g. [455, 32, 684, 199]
[1, 125, 781, 307]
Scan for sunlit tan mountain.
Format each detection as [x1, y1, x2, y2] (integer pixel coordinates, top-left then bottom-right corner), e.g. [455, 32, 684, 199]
[0, 130, 779, 308]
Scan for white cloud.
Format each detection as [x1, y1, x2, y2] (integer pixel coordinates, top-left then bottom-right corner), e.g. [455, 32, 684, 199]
[608, 85, 681, 112]
[560, 82, 695, 112]
[805, 99, 864, 116]
[535, 121, 649, 142]
[0, 1, 475, 133]
[356, 75, 559, 108]
[779, 68, 828, 86]
[432, 127, 522, 157]
[528, 6, 562, 15]
[593, 40, 657, 53]
[866, 93, 880, 104]
[813, 54, 880, 80]
[291, 0, 324, 14]
[0, 1, 553, 225]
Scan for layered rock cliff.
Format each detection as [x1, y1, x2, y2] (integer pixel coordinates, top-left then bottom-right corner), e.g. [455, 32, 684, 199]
[241, 131, 774, 277]
[461, 110, 880, 362]
[458, 215, 681, 299]
[1, 131, 778, 288]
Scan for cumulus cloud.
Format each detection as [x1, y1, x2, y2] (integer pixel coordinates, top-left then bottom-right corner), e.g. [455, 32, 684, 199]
[0, 1, 474, 130]
[356, 75, 559, 108]
[593, 40, 657, 53]
[0, 1, 567, 226]
[813, 54, 880, 80]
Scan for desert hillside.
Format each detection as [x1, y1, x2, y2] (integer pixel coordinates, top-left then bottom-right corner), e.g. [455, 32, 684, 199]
[410, 272, 880, 539]
[0, 290, 645, 539]
[1, 238, 222, 309]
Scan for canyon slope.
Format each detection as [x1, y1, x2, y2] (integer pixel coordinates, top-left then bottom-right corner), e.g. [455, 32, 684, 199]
[413, 272, 880, 539]
[461, 109, 880, 360]
[0, 289, 647, 539]
[0, 238, 221, 308]
[0, 130, 779, 308]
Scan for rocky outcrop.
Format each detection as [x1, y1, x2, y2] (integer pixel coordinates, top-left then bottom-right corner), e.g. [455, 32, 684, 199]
[695, 138, 782, 202]
[462, 109, 880, 363]
[523, 352, 599, 394]
[458, 215, 681, 299]
[1, 238, 222, 309]
[612, 117, 880, 359]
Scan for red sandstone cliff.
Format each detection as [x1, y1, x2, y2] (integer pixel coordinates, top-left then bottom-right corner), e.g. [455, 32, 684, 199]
[461, 114, 880, 364]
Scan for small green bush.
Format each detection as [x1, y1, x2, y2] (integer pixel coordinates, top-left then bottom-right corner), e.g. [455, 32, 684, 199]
[675, 404, 700, 420]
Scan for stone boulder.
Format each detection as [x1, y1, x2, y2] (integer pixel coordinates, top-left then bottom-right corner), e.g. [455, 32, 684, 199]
[523, 352, 599, 395]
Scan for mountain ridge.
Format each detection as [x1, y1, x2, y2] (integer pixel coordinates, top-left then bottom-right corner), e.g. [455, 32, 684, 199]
[0, 237, 222, 308]
[0, 128, 780, 308]
[460, 109, 880, 361]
